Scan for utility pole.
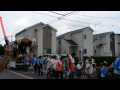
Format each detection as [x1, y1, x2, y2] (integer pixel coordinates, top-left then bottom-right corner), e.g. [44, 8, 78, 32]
[94, 25, 97, 34]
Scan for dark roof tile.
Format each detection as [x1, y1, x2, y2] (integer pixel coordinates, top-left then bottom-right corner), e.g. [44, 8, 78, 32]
[65, 40, 78, 46]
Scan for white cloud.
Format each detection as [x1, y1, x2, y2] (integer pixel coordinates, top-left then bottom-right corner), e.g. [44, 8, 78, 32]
[1, 11, 120, 45]
[14, 16, 31, 27]
[57, 25, 72, 36]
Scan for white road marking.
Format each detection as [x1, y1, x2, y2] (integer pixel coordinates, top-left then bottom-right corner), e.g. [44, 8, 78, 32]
[5, 69, 34, 79]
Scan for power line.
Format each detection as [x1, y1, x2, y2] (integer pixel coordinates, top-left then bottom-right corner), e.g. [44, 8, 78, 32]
[46, 11, 78, 24]
[75, 13, 120, 19]
[29, 11, 120, 29]
[47, 11, 78, 23]
[62, 11, 76, 16]
[49, 11, 64, 16]
[29, 11, 78, 24]
[47, 11, 120, 28]
[59, 17, 120, 28]
[29, 11, 58, 18]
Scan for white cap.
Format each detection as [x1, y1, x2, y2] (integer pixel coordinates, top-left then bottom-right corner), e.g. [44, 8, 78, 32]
[104, 61, 107, 64]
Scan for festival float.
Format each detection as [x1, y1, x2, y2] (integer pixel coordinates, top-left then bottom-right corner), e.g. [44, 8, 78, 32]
[9, 37, 33, 71]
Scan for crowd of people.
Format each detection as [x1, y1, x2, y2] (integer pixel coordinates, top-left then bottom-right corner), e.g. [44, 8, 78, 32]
[28, 53, 120, 79]
[1, 45, 120, 79]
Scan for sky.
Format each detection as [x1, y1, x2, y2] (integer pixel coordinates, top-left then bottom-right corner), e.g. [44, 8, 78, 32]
[0, 11, 120, 45]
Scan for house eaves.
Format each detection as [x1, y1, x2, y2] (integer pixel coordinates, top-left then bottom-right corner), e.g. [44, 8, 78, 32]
[15, 22, 58, 37]
[46, 24, 58, 32]
[93, 31, 113, 42]
[96, 43, 107, 48]
[64, 39, 78, 46]
[15, 22, 45, 37]
[57, 26, 93, 39]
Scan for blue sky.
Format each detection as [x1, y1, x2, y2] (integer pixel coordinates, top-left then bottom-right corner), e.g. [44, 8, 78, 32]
[0, 11, 120, 45]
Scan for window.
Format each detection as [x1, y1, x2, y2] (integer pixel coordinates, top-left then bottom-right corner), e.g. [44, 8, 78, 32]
[58, 40, 61, 44]
[110, 38, 114, 42]
[43, 48, 51, 54]
[47, 49, 51, 54]
[95, 50, 96, 53]
[84, 34, 87, 39]
[84, 49, 87, 54]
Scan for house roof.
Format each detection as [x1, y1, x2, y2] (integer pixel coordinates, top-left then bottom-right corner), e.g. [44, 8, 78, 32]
[117, 34, 120, 37]
[93, 31, 113, 42]
[97, 43, 106, 47]
[15, 22, 57, 37]
[65, 39, 78, 46]
[57, 26, 94, 39]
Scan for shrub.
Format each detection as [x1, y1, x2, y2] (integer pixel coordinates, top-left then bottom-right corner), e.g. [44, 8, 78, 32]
[74, 57, 79, 66]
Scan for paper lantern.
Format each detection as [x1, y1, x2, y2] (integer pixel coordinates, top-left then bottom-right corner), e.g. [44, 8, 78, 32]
[17, 37, 21, 44]
[32, 38, 36, 45]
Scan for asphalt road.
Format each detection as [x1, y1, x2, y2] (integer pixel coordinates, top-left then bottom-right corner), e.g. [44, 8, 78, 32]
[0, 69, 29, 79]
[0, 69, 47, 79]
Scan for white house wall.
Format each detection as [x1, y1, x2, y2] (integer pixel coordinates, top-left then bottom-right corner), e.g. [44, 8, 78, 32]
[115, 36, 118, 56]
[56, 39, 59, 54]
[83, 29, 93, 56]
[16, 25, 43, 40]
[94, 39, 102, 56]
[52, 29, 57, 54]
[71, 32, 83, 57]
[25, 29, 35, 40]
[93, 39, 99, 56]
[64, 34, 72, 40]
[37, 28, 43, 57]
[16, 31, 26, 39]
[61, 39, 69, 54]
[59, 28, 94, 57]
[103, 34, 112, 56]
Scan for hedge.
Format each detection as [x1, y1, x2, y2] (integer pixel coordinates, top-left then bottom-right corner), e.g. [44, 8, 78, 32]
[74, 57, 79, 66]
[74, 56, 117, 66]
[84, 56, 117, 66]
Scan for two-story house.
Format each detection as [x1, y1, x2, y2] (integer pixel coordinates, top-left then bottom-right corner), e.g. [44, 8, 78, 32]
[15, 22, 57, 57]
[93, 31, 118, 56]
[57, 27, 94, 59]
